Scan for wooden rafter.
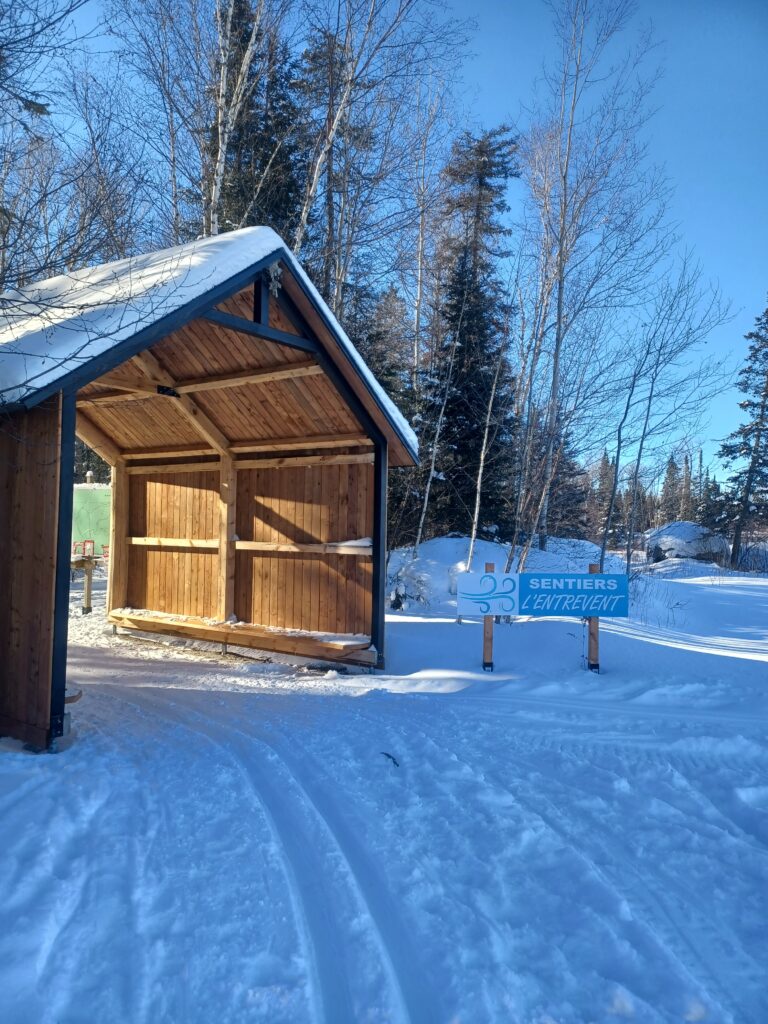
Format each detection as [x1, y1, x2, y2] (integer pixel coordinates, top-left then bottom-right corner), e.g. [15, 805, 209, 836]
[203, 308, 317, 353]
[174, 360, 323, 394]
[132, 350, 231, 455]
[78, 389, 157, 406]
[93, 372, 162, 393]
[75, 411, 122, 465]
[84, 360, 324, 402]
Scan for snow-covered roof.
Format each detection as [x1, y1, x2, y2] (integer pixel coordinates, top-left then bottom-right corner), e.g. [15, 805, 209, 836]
[0, 227, 417, 459]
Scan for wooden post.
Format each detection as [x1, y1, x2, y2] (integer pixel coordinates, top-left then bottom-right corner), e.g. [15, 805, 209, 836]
[483, 561, 494, 671]
[218, 455, 236, 622]
[587, 562, 600, 672]
[83, 561, 93, 614]
[107, 460, 129, 613]
[371, 441, 388, 668]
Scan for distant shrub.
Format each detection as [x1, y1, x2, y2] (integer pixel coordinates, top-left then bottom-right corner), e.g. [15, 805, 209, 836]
[736, 543, 768, 573]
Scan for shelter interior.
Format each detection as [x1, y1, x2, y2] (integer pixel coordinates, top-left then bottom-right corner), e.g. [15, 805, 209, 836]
[1, 250, 415, 748]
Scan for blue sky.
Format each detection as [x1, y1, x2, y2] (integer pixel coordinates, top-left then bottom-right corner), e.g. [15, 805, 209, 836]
[450, 0, 768, 469]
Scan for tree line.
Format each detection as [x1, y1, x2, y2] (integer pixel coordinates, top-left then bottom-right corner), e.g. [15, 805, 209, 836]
[2, 0, 765, 571]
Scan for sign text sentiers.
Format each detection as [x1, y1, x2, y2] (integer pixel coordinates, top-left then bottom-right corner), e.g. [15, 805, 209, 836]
[456, 572, 629, 618]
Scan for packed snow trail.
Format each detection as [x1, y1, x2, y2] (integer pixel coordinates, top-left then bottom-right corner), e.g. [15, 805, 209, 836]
[1, 547, 767, 1022]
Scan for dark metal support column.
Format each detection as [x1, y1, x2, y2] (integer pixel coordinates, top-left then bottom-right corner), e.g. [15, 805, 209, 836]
[371, 440, 388, 669]
[254, 273, 270, 325]
[49, 390, 76, 744]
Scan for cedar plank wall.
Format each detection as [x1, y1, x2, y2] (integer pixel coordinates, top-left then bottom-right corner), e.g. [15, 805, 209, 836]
[0, 398, 62, 746]
[126, 471, 219, 617]
[121, 462, 373, 636]
[235, 463, 373, 635]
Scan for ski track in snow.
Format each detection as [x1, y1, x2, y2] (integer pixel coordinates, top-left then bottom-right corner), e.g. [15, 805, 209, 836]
[3, 550, 768, 1023]
[343, 695, 768, 1022]
[99, 683, 436, 1024]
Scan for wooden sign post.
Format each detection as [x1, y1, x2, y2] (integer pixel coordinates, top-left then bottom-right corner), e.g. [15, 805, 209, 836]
[483, 562, 494, 671]
[456, 564, 627, 673]
[587, 562, 600, 672]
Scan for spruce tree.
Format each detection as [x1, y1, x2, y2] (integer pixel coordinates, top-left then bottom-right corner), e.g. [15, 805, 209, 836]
[420, 127, 518, 540]
[719, 303, 768, 566]
[593, 451, 616, 541]
[695, 470, 729, 534]
[679, 454, 694, 520]
[212, 9, 307, 238]
[659, 456, 681, 523]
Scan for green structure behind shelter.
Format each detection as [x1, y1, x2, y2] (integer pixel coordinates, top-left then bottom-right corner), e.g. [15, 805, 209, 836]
[72, 485, 111, 555]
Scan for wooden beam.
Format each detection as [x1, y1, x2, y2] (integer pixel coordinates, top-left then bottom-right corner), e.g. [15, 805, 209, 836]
[126, 537, 219, 549]
[75, 411, 122, 465]
[98, 370, 167, 392]
[234, 453, 375, 470]
[78, 389, 157, 406]
[107, 460, 129, 612]
[234, 541, 372, 557]
[203, 308, 317, 353]
[174, 360, 322, 394]
[126, 462, 221, 475]
[121, 434, 374, 461]
[218, 455, 236, 621]
[108, 612, 377, 665]
[230, 433, 373, 453]
[132, 350, 231, 456]
[123, 446, 217, 460]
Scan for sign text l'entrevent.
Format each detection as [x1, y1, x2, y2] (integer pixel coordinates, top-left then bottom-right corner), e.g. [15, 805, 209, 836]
[456, 572, 629, 618]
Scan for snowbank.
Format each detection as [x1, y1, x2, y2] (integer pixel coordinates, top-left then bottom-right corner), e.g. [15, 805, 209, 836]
[1, 536, 767, 1022]
[387, 536, 623, 613]
[646, 521, 730, 565]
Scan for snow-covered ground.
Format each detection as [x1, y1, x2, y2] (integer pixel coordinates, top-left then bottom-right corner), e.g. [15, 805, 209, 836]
[1, 539, 767, 1023]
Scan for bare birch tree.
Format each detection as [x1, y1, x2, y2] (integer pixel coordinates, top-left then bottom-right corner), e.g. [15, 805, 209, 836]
[522, 0, 671, 551]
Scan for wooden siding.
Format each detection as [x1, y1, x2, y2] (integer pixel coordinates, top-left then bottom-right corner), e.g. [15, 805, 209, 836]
[118, 461, 373, 637]
[235, 463, 373, 635]
[124, 471, 220, 618]
[0, 399, 62, 746]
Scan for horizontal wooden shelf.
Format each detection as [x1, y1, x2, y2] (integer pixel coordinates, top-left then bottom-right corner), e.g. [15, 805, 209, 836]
[126, 462, 221, 475]
[235, 453, 374, 470]
[127, 537, 219, 549]
[125, 452, 375, 474]
[125, 537, 371, 556]
[234, 541, 372, 556]
[108, 612, 377, 665]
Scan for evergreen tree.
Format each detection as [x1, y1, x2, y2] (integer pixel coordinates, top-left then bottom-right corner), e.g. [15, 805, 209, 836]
[213, 9, 307, 238]
[719, 303, 768, 567]
[695, 470, 729, 534]
[679, 453, 694, 520]
[420, 127, 518, 540]
[659, 455, 681, 523]
[547, 437, 589, 539]
[73, 440, 109, 483]
[585, 451, 618, 542]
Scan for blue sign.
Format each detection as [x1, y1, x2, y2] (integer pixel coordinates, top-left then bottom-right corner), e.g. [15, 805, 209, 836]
[517, 573, 628, 617]
[456, 572, 629, 617]
[457, 573, 519, 616]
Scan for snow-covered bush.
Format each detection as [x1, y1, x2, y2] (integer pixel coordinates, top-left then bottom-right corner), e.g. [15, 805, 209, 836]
[387, 563, 430, 611]
[645, 521, 730, 565]
[736, 542, 768, 573]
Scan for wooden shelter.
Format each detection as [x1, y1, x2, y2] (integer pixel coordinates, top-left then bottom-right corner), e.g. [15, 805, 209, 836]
[0, 228, 417, 748]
